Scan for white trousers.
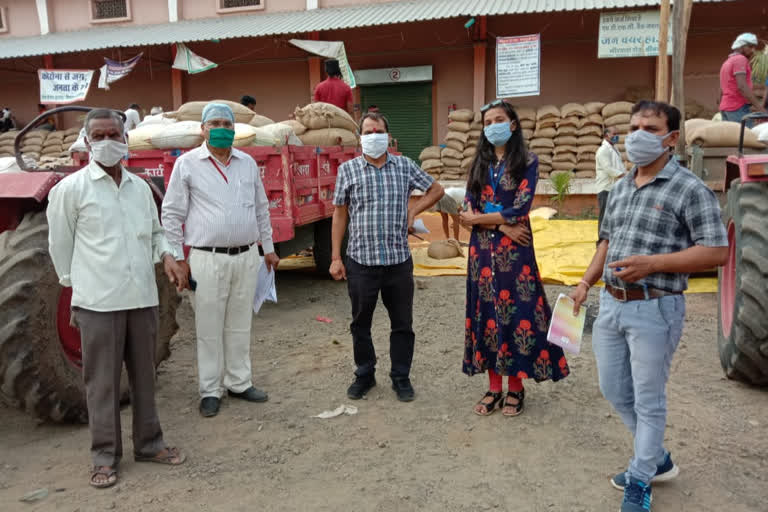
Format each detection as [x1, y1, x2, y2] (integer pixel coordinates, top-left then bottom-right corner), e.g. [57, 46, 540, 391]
[189, 247, 261, 398]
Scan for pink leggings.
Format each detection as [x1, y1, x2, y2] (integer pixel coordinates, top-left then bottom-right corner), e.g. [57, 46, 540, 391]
[489, 369, 524, 393]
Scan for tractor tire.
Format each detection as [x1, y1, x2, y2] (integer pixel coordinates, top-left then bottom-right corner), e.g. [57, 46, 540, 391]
[717, 180, 768, 385]
[0, 212, 180, 423]
[313, 218, 347, 278]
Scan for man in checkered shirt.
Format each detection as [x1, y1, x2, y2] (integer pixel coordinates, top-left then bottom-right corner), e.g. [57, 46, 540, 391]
[570, 101, 728, 512]
[330, 112, 444, 402]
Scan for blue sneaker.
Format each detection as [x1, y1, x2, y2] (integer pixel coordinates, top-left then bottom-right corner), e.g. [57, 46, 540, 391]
[611, 452, 679, 490]
[620, 478, 652, 512]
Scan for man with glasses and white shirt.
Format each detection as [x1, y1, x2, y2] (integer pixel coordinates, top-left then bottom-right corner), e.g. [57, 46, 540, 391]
[162, 103, 279, 418]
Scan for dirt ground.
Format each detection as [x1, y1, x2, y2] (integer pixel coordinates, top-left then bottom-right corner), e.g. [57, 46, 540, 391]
[1, 271, 768, 511]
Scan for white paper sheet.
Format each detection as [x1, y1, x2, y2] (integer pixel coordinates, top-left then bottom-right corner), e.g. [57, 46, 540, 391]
[253, 263, 277, 314]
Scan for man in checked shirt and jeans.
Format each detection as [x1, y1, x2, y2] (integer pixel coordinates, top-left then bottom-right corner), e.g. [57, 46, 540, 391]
[570, 101, 728, 512]
[330, 112, 444, 401]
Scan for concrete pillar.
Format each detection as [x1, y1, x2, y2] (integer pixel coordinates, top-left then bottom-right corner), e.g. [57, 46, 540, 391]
[35, 0, 49, 35]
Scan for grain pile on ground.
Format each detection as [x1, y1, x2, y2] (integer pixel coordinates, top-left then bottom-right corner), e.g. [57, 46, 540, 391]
[294, 102, 358, 147]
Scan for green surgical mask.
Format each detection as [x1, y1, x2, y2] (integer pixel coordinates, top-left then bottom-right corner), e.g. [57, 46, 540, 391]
[208, 127, 235, 148]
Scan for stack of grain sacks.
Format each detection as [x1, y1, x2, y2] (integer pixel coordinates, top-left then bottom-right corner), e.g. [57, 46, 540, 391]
[63, 127, 81, 152]
[418, 145, 443, 180]
[531, 105, 559, 179]
[442, 108, 474, 181]
[18, 130, 48, 166]
[0, 131, 18, 158]
[573, 102, 605, 178]
[517, 108, 536, 142]
[602, 101, 634, 171]
[553, 104, 581, 179]
[293, 102, 358, 147]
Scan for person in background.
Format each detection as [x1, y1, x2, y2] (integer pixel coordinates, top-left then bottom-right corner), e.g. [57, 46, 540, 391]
[0, 107, 14, 132]
[330, 112, 444, 402]
[366, 105, 380, 114]
[47, 108, 187, 489]
[595, 127, 625, 235]
[37, 103, 56, 131]
[719, 33, 766, 126]
[240, 95, 257, 111]
[459, 99, 569, 418]
[313, 59, 353, 115]
[570, 101, 728, 512]
[162, 103, 279, 418]
[124, 104, 141, 132]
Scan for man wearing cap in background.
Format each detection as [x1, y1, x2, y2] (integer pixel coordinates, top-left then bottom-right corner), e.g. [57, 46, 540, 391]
[719, 33, 766, 126]
[162, 102, 279, 418]
[313, 59, 354, 115]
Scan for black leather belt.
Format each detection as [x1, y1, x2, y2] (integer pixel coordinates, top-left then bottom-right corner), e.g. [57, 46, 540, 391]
[194, 244, 252, 255]
[605, 284, 683, 302]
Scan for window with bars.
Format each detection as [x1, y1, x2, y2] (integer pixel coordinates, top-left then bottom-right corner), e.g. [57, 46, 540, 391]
[218, 0, 264, 12]
[92, 0, 130, 21]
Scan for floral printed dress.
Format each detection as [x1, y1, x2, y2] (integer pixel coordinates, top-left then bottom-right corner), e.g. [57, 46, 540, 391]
[462, 154, 570, 382]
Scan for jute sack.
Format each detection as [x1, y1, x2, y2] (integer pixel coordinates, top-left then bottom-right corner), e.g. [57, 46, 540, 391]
[539, 171, 550, 179]
[555, 145, 579, 155]
[576, 125, 602, 137]
[531, 147, 553, 158]
[279, 119, 307, 136]
[578, 152, 596, 162]
[536, 118, 558, 129]
[298, 128, 358, 147]
[463, 146, 477, 157]
[42, 145, 61, 156]
[612, 124, 631, 134]
[461, 156, 473, 169]
[688, 121, 766, 149]
[534, 127, 556, 138]
[605, 113, 631, 127]
[468, 129, 482, 139]
[442, 167, 463, 178]
[553, 152, 577, 164]
[584, 102, 606, 115]
[45, 131, 64, 142]
[516, 107, 536, 121]
[449, 109, 474, 123]
[149, 121, 203, 149]
[578, 135, 603, 146]
[259, 123, 302, 146]
[428, 239, 464, 260]
[0, 131, 18, 143]
[558, 116, 580, 128]
[421, 159, 442, 170]
[21, 144, 42, 154]
[441, 147, 463, 160]
[446, 139, 465, 152]
[294, 102, 358, 133]
[137, 114, 176, 128]
[554, 136, 578, 146]
[442, 157, 462, 168]
[537, 105, 561, 120]
[520, 119, 536, 130]
[537, 153, 553, 164]
[176, 100, 255, 124]
[575, 169, 596, 178]
[23, 134, 45, 145]
[578, 145, 601, 155]
[556, 126, 577, 136]
[419, 146, 442, 160]
[522, 129, 534, 140]
[539, 162, 553, 173]
[552, 161, 575, 171]
[530, 138, 555, 149]
[446, 131, 469, 144]
[249, 114, 276, 128]
[684, 118, 712, 138]
[470, 121, 483, 131]
[584, 113, 604, 126]
[63, 127, 81, 136]
[561, 103, 588, 118]
[448, 121, 471, 132]
[602, 101, 634, 119]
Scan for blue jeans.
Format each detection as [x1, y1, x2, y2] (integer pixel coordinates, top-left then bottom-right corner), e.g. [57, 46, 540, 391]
[721, 104, 753, 127]
[593, 290, 685, 484]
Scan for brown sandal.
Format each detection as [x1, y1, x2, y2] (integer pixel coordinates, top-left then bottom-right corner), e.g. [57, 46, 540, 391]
[473, 391, 503, 416]
[134, 446, 186, 465]
[89, 466, 118, 488]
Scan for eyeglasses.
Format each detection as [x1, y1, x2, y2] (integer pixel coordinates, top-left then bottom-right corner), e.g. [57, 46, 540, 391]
[480, 99, 508, 113]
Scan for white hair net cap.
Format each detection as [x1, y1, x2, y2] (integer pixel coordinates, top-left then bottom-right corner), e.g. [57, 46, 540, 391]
[202, 102, 235, 123]
[731, 33, 758, 50]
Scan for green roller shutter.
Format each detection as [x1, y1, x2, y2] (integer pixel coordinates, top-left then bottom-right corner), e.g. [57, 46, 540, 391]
[360, 82, 432, 162]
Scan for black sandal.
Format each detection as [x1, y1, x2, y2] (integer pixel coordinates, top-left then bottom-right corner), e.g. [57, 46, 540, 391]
[474, 391, 503, 416]
[502, 389, 525, 417]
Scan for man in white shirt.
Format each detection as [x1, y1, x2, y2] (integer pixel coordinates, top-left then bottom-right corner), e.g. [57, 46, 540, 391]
[47, 109, 187, 489]
[124, 103, 141, 131]
[595, 127, 625, 234]
[162, 102, 280, 418]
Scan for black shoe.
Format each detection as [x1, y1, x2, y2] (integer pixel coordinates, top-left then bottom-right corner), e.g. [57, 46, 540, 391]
[228, 386, 269, 403]
[199, 397, 220, 417]
[347, 375, 376, 400]
[391, 377, 415, 402]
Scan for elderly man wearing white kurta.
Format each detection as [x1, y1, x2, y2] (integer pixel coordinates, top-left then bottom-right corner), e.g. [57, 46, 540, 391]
[162, 103, 279, 418]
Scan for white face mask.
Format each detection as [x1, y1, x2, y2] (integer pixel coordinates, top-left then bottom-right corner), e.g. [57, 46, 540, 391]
[89, 139, 128, 166]
[625, 129, 676, 167]
[360, 133, 389, 158]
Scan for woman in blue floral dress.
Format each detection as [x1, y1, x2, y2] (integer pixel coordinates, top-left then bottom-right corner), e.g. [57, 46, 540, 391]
[459, 100, 569, 417]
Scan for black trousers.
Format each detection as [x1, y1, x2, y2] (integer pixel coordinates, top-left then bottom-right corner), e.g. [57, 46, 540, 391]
[597, 190, 610, 236]
[346, 257, 415, 379]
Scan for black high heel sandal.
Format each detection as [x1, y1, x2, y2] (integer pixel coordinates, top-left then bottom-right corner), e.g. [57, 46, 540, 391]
[474, 391, 503, 416]
[502, 389, 525, 417]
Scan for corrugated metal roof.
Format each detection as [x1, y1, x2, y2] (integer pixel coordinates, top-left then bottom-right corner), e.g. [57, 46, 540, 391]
[0, 0, 729, 60]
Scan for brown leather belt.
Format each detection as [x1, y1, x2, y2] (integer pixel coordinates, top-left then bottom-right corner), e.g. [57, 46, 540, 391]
[605, 284, 682, 302]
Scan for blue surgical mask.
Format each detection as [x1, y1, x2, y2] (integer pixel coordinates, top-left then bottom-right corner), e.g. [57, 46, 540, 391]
[625, 129, 676, 167]
[483, 122, 513, 146]
[610, 135, 619, 144]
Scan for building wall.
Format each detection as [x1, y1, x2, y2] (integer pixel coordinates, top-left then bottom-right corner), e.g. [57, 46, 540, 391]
[49, 0, 169, 32]
[180, 0, 306, 20]
[1, 0, 42, 37]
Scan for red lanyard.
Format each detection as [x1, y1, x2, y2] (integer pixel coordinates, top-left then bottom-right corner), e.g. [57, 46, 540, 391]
[208, 156, 229, 183]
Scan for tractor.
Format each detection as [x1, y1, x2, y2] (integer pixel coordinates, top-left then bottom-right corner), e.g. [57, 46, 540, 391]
[717, 112, 768, 385]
